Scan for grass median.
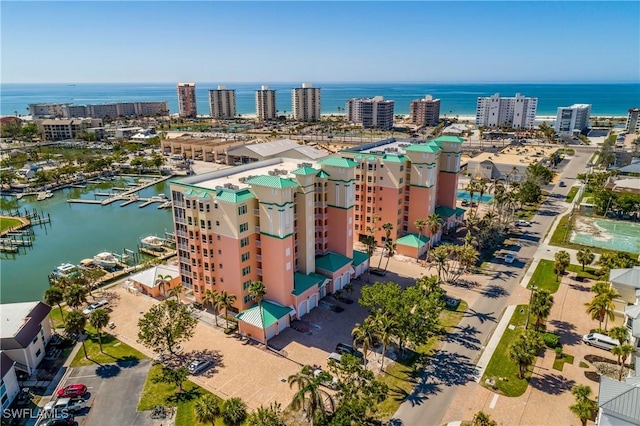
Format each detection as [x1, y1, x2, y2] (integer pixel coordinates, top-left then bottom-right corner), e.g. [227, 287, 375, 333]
[70, 326, 146, 367]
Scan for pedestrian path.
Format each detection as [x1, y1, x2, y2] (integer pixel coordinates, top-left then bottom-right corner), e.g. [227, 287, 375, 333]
[474, 305, 516, 382]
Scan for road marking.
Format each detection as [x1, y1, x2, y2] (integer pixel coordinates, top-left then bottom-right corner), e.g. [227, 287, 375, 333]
[69, 374, 97, 379]
[489, 393, 499, 409]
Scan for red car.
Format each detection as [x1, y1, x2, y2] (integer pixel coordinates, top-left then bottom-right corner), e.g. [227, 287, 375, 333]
[56, 383, 87, 398]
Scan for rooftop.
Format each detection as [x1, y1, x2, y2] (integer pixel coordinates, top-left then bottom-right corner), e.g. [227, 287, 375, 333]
[315, 252, 352, 273]
[127, 264, 179, 289]
[467, 145, 558, 167]
[0, 301, 47, 339]
[396, 233, 430, 248]
[236, 300, 292, 329]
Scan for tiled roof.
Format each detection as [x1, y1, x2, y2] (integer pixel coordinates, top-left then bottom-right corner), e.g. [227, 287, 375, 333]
[236, 300, 292, 329]
[318, 157, 358, 168]
[433, 135, 465, 144]
[291, 166, 318, 176]
[352, 250, 369, 266]
[215, 188, 255, 203]
[246, 175, 299, 189]
[396, 233, 430, 248]
[315, 252, 352, 273]
[404, 144, 441, 153]
[293, 272, 326, 296]
[435, 206, 457, 218]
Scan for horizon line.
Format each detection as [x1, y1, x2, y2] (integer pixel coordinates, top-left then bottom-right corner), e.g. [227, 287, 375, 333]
[2, 80, 639, 85]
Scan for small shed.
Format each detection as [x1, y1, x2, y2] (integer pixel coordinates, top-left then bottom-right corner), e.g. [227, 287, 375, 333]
[127, 264, 181, 299]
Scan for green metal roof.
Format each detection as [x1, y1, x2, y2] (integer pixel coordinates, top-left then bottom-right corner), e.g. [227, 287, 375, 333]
[382, 154, 406, 163]
[183, 189, 196, 195]
[434, 135, 465, 144]
[197, 192, 211, 198]
[215, 188, 255, 203]
[352, 250, 369, 266]
[315, 252, 352, 273]
[316, 170, 330, 178]
[455, 207, 466, 216]
[246, 175, 299, 189]
[435, 206, 457, 218]
[236, 300, 291, 329]
[396, 233, 430, 248]
[404, 144, 441, 153]
[291, 166, 318, 176]
[318, 157, 358, 168]
[292, 272, 326, 296]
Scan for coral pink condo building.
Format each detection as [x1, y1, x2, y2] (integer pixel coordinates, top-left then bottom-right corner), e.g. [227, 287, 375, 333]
[169, 136, 464, 342]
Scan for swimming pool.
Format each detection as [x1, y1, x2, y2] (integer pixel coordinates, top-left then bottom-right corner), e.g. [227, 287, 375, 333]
[457, 190, 494, 203]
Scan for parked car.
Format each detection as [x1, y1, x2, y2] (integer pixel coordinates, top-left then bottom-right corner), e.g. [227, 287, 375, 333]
[36, 414, 75, 426]
[43, 397, 86, 415]
[83, 300, 108, 315]
[327, 352, 342, 364]
[187, 358, 213, 375]
[559, 181, 566, 187]
[370, 268, 386, 277]
[504, 252, 516, 264]
[515, 220, 531, 227]
[582, 333, 619, 351]
[335, 343, 363, 359]
[56, 383, 87, 399]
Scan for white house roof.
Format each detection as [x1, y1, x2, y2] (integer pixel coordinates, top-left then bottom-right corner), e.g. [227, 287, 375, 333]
[0, 301, 41, 338]
[625, 305, 640, 338]
[229, 139, 300, 157]
[128, 264, 179, 288]
[598, 376, 640, 424]
[610, 267, 640, 288]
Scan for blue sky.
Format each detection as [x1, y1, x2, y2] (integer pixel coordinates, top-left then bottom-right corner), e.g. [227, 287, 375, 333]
[2, 1, 639, 83]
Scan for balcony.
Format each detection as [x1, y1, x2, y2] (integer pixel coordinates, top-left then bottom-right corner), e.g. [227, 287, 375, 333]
[254, 209, 260, 216]
[175, 216, 186, 224]
[256, 268, 263, 275]
[255, 226, 260, 232]
[173, 201, 184, 208]
[176, 230, 188, 238]
[255, 240, 261, 248]
[256, 254, 262, 262]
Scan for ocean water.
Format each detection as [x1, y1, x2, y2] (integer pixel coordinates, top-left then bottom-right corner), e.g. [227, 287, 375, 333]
[1, 82, 638, 118]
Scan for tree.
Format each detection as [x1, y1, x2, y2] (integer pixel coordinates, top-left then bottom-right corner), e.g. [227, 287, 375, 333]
[195, 394, 220, 426]
[44, 286, 65, 324]
[289, 367, 334, 426]
[287, 365, 314, 391]
[247, 403, 284, 426]
[426, 213, 444, 242]
[609, 326, 630, 345]
[137, 299, 198, 355]
[64, 284, 88, 310]
[167, 284, 183, 302]
[553, 250, 571, 281]
[221, 397, 247, 426]
[351, 317, 378, 367]
[472, 411, 497, 426]
[569, 385, 597, 426]
[576, 248, 595, 271]
[202, 289, 220, 326]
[383, 239, 397, 272]
[65, 310, 88, 358]
[154, 274, 172, 298]
[248, 281, 267, 344]
[374, 312, 396, 371]
[377, 222, 393, 270]
[218, 291, 237, 329]
[508, 330, 542, 379]
[414, 218, 426, 260]
[88, 308, 110, 353]
[152, 365, 190, 393]
[585, 287, 619, 331]
[530, 289, 554, 331]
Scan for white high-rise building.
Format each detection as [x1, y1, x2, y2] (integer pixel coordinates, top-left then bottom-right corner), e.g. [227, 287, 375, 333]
[555, 104, 591, 136]
[255, 85, 277, 121]
[209, 86, 236, 119]
[626, 108, 640, 134]
[476, 93, 538, 129]
[177, 82, 197, 118]
[292, 83, 320, 122]
[346, 96, 395, 130]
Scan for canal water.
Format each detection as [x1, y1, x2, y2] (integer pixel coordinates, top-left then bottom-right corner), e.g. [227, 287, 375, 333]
[0, 177, 175, 304]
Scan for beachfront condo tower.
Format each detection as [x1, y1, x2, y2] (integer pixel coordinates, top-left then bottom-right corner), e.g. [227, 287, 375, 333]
[410, 95, 441, 127]
[475, 93, 537, 129]
[177, 82, 197, 118]
[255, 85, 277, 121]
[626, 108, 640, 134]
[168, 136, 463, 343]
[555, 104, 591, 136]
[346, 96, 395, 130]
[209, 86, 237, 119]
[292, 83, 321, 122]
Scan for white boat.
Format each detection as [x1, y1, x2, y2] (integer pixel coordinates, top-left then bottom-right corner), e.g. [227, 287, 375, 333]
[150, 194, 169, 201]
[16, 193, 24, 200]
[45, 191, 54, 198]
[36, 192, 47, 201]
[140, 236, 164, 251]
[52, 263, 80, 279]
[93, 252, 118, 269]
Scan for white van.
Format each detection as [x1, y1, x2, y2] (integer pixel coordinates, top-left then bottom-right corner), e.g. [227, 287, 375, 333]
[327, 352, 342, 364]
[582, 333, 619, 351]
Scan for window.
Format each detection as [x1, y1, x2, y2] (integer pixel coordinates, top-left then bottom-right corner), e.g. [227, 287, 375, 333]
[243, 295, 251, 304]
[218, 249, 222, 255]
[35, 349, 41, 357]
[240, 237, 250, 247]
[199, 202, 204, 212]
[200, 219, 205, 229]
[186, 200, 191, 208]
[238, 205, 248, 215]
[214, 203, 219, 209]
[188, 217, 193, 225]
[32, 335, 38, 344]
[207, 220, 212, 230]
[242, 266, 251, 276]
[216, 220, 220, 226]
[239, 223, 249, 233]
[242, 280, 251, 290]
[241, 252, 250, 262]
[400, 165, 404, 171]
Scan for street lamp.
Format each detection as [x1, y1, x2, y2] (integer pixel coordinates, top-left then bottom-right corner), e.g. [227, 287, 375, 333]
[525, 282, 537, 330]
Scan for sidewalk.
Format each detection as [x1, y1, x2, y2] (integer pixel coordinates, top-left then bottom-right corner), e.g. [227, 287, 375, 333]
[474, 305, 517, 382]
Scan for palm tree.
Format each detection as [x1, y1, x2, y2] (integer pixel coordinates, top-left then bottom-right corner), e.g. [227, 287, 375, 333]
[352, 317, 378, 367]
[289, 371, 334, 426]
[426, 213, 444, 243]
[383, 239, 397, 272]
[64, 284, 87, 310]
[576, 248, 595, 271]
[155, 273, 172, 298]
[585, 294, 615, 331]
[89, 308, 110, 353]
[414, 218, 426, 261]
[569, 385, 597, 426]
[248, 281, 267, 345]
[476, 178, 488, 216]
[530, 289, 554, 331]
[508, 330, 542, 379]
[617, 344, 635, 380]
[377, 222, 394, 270]
[44, 286, 65, 324]
[374, 312, 396, 371]
[472, 411, 497, 426]
[65, 310, 88, 358]
[195, 394, 220, 426]
[247, 403, 284, 426]
[221, 397, 247, 426]
[609, 326, 630, 345]
[287, 365, 314, 391]
[219, 291, 237, 329]
[202, 289, 220, 326]
[167, 284, 183, 302]
[363, 230, 377, 282]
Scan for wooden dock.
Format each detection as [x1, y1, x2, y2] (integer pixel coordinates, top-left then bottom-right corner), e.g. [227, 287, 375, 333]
[67, 175, 174, 207]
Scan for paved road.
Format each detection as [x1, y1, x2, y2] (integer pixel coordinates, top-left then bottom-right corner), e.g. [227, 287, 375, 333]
[391, 151, 592, 426]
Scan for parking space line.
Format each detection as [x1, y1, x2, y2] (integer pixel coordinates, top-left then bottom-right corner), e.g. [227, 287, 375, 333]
[68, 374, 97, 379]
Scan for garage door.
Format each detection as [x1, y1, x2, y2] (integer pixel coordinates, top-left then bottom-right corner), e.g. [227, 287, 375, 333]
[309, 294, 318, 310]
[334, 276, 342, 292]
[298, 300, 308, 318]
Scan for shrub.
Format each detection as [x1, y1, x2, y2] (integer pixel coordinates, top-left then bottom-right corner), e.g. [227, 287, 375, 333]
[554, 346, 564, 358]
[543, 332, 560, 348]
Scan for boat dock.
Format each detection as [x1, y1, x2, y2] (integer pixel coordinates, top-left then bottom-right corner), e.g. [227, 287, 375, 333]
[67, 175, 174, 207]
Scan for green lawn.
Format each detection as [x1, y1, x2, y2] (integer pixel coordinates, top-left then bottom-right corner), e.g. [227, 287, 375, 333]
[566, 264, 599, 280]
[0, 217, 22, 233]
[480, 305, 531, 397]
[552, 353, 574, 371]
[138, 364, 237, 426]
[48, 307, 66, 329]
[71, 327, 147, 367]
[565, 187, 579, 203]
[528, 260, 560, 293]
[376, 300, 468, 420]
